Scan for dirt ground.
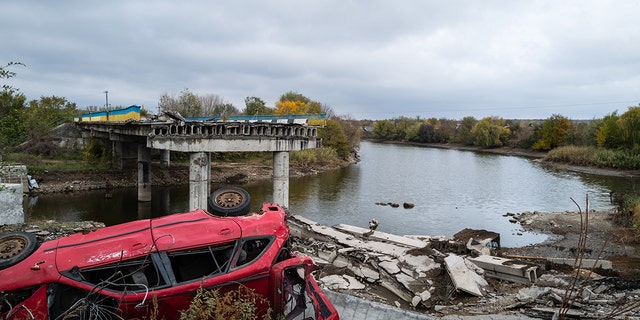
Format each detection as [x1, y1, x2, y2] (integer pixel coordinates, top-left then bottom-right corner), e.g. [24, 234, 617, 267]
[502, 209, 640, 279]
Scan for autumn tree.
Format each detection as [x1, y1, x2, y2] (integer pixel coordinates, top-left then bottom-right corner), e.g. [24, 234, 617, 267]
[0, 91, 26, 149]
[0, 61, 27, 150]
[472, 116, 511, 148]
[334, 114, 361, 155]
[275, 100, 307, 114]
[159, 90, 238, 118]
[159, 89, 202, 117]
[199, 94, 225, 115]
[24, 96, 77, 140]
[243, 96, 272, 115]
[532, 114, 573, 151]
[618, 106, 640, 149]
[595, 112, 621, 148]
[453, 116, 477, 145]
[372, 120, 398, 139]
[318, 120, 351, 159]
[274, 91, 322, 114]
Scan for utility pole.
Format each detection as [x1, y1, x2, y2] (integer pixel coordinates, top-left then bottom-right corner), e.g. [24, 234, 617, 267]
[104, 90, 109, 110]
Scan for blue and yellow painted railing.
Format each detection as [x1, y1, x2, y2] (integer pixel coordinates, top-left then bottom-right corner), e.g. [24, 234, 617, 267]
[74, 105, 141, 122]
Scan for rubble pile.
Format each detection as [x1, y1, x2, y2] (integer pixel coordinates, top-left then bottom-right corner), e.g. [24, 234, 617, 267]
[287, 214, 640, 319]
[0, 220, 106, 242]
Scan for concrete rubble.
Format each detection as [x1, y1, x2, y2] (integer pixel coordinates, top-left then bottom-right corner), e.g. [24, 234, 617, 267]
[3, 212, 640, 318]
[287, 215, 640, 319]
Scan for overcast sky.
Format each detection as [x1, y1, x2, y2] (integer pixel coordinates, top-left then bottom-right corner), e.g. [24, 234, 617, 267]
[3, 1, 640, 120]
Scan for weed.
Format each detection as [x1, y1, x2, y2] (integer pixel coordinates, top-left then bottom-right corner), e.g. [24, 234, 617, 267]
[178, 284, 274, 320]
[290, 147, 340, 167]
[556, 195, 640, 319]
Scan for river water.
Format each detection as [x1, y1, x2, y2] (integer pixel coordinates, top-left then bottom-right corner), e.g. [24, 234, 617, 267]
[24, 141, 640, 247]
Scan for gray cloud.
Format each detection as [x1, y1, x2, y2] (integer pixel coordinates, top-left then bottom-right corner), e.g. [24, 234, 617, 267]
[2, 1, 640, 120]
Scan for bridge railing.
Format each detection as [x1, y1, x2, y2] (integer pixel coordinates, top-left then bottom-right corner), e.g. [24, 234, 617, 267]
[74, 105, 141, 123]
[184, 114, 327, 126]
[151, 121, 318, 138]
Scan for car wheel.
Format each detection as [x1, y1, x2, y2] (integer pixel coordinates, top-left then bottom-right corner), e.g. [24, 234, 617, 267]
[0, 231, 38, 269]
[208, 186, 252, 216]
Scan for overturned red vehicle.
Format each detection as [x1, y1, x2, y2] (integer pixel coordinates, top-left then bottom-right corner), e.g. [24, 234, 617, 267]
[0, 187, 339, 319]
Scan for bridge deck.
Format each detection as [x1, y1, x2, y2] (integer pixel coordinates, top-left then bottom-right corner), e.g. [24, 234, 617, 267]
[76, 120, 321, 152]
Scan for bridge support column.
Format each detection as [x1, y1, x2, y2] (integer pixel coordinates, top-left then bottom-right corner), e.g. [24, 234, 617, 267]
[273, 151, 289, 208]
[160, 150, 170, 167]
[189, 152, 210, 211]
[112, 141, 123, 170]
[137, 145, 152, 202]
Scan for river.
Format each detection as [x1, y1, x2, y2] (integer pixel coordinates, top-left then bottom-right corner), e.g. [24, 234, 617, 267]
[24, 141, 640, 247]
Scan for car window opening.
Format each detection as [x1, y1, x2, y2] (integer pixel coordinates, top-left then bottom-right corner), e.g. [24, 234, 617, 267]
[0, 285, 40, 315]
[167, 242, 235, 283]
[236, 237, 272, 267]
[48, 283, 119, 320]
[72, 257, 165, 292]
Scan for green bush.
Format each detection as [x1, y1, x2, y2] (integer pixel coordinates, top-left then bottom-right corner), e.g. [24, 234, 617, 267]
[83, 138, 109, 163]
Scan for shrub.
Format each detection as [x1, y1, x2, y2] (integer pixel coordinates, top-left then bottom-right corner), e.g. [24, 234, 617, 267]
[83, 138, 109, 162]
[290, 147, 340, 167]
[179, 285, 273, 320]
[544, 146, 598, 166]
[611, 193, 640, 229]
[545, 146, 640, 170]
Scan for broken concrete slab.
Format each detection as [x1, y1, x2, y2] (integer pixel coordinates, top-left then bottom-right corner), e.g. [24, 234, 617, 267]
[396, 272, 430, 294]
[320, 275, 350, 290]
[469, 255, 540, 284]
[320, 274, 366, 290]
[291, 215, 408, 257]
[444, 254, 487, 297]
[334, 223, 430, 248]
[352, 264, 380, 283]
[379, 259, 401, 274]
[547, 257, 612, 270]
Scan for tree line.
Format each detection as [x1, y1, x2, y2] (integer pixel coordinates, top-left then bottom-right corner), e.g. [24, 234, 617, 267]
[370, 106, 640, 169]
[371, 109, 640, 151]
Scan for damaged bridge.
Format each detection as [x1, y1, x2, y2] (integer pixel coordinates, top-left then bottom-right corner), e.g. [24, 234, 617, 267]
[75, 112, 322, 210]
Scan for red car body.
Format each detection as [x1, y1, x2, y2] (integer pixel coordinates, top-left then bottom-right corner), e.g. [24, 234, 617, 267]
[0, 203, 339, 320]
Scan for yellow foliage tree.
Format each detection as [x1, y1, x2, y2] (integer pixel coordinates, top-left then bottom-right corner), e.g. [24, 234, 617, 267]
[275, 100, 308, 114]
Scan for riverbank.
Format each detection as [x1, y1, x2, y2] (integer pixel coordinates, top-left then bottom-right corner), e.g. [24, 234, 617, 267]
[369, 139, 640, 178]
[27, 160, 346, 194]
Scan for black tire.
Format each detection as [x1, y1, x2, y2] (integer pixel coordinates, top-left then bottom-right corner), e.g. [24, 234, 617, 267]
[208, 186, 252, 217]
[0, 231, 38, 270]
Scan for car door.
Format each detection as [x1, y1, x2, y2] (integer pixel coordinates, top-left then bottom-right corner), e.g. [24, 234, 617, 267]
[270, 256, 339, 320]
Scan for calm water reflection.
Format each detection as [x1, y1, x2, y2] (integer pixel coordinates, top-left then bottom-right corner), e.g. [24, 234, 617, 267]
[24, 141, 640, 247]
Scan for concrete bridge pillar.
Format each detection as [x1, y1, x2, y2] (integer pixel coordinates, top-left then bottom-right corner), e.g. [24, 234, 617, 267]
[112, 141, 123, 170]
[160, 150, 171, 167]
[273, 151, 289, 208]
[189, 152, 210, 210]
[137, 145, 152, 202]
